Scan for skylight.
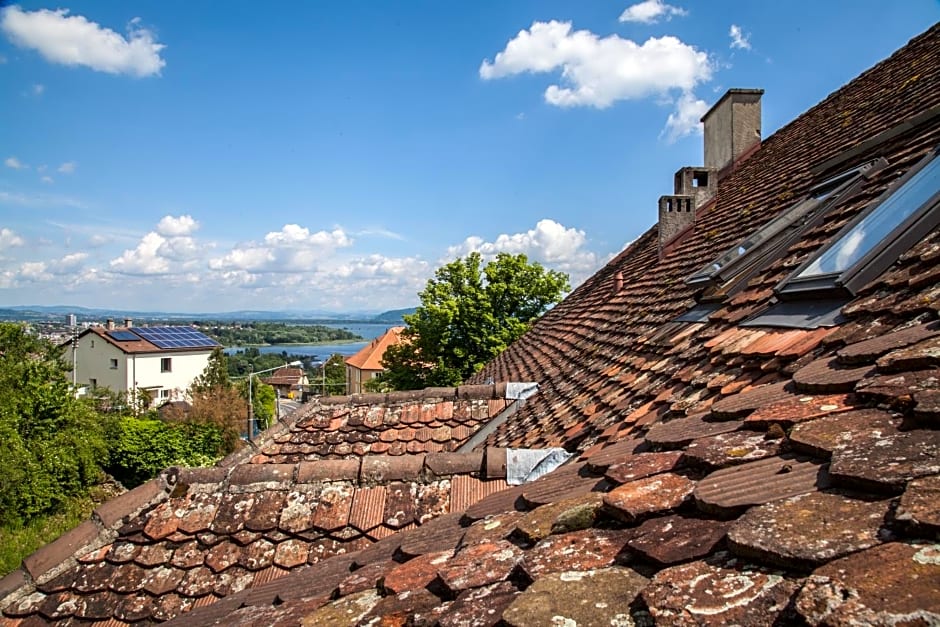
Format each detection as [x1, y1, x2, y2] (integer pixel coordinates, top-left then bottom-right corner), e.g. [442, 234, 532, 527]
[795, 153, 939, 279]
[779, 146, 940, 298]
[685, 160, 881, 290]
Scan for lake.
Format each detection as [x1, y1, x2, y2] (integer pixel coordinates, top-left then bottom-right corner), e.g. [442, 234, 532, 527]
[222, 322, 397, 363]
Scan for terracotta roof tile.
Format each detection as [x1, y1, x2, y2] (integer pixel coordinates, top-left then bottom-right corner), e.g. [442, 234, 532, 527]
[795, 542, 940, 624]
[6, 24, 940, 627]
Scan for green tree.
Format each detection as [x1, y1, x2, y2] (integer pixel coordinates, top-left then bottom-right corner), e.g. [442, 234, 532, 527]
[378, 252, 569, 389]
[0, 323, 107, 527]
[192, 347, 231, 392]
[313, 353, 347, 396]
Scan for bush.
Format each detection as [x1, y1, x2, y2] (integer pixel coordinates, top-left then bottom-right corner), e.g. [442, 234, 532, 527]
[106, 417, 224, 488]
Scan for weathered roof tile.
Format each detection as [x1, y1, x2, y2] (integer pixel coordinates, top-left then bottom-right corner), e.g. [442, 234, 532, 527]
[727, 491, 891, 569]
[602, 473, 695, 523]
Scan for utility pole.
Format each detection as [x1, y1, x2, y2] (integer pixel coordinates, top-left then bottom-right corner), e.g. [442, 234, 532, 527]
[247, 364, 254, 441]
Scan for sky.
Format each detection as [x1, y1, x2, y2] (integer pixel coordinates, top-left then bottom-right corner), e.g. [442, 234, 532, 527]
[1, 1, 937, 314]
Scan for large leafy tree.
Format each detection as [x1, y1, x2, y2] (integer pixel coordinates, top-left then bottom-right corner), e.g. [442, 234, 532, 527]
[379, 252, 569, 389]
[0, 323, 107, 527]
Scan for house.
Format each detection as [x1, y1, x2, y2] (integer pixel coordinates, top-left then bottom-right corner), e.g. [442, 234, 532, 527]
[60, 319, 220, 406]
[3, 25, 939, 626]
[344, 326, 404, 394]
[260, 366, 309, 399]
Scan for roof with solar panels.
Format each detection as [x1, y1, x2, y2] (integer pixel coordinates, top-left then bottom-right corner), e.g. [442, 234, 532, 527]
[69, 324, 221, 354]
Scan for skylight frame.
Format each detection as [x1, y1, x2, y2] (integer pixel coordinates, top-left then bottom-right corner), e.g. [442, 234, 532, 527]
[777, 146, 940, 300]
[684, 159, 883, 292]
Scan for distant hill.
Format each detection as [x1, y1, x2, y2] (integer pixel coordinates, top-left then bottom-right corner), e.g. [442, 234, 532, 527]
[0, 305, 418, 324]
[371, 307, 416, 323]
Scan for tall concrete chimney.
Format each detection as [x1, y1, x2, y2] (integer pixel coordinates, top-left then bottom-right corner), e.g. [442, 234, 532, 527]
[124, 318, 134, 328]
[106, 318, 115, 330]
[702, 88, 763, 175]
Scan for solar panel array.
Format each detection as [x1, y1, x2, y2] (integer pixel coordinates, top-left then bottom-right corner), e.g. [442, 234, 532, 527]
[130, 326, 220, 349]
[108, 330, 141, 342]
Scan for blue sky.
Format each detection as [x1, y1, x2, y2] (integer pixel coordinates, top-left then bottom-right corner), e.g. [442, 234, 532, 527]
[1, 1, 937, 314]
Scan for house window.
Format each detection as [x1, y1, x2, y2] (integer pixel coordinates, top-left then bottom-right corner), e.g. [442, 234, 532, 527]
[160, 389, 171, 399]
[161, 357, 172, 372]
[778, 147, 940, 298]
[109, 358, 118, 369]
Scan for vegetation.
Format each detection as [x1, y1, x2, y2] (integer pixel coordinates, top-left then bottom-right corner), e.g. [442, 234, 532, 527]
[0, 332, 250, 575]
[376, 252, 569, 389]
[227, 347, 313, 378]
[205, 322, 362, 346]
[311, 353, 347, 396]
[0, 323, 107, 528]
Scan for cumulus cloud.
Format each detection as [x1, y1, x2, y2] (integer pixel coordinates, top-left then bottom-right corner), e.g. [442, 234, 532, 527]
[210, 224, 353, 273]
[156, 214, 198, 237]
[57, 161, 76, 174]
[110, 214, 202, 275]
[5, 156, 26, 169]
[729, 24, 751, 50]
[661, 91, 709, 142]
[446, 219, 600, 284]
[0, 228, 25, 249]
[480, 20, 712, 109]
[1, 6, 166, 77]
[619, 0, 687, 24]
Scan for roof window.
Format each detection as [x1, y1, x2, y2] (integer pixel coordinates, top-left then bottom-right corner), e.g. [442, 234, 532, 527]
[778, 146, 940, 299]
[685, 159, 883, 294]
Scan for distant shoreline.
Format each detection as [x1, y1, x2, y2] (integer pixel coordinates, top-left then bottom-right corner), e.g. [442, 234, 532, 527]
[225, 339, 365, 348]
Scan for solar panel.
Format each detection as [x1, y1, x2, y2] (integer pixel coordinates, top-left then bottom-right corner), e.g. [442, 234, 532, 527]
[108, 330, 141, 342]
[130, 326, 220, 349]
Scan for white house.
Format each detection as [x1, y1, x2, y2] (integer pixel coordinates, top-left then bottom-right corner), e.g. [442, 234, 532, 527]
[61, 319, 220, 406]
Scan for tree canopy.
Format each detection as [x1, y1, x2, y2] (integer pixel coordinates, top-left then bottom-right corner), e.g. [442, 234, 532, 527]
[378, 252, 569, 389]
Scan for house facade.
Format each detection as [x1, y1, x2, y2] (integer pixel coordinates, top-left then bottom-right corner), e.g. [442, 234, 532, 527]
[61, 320, 220, 405]
[344, 325, 404, 394]
[261, 366, 309, 399]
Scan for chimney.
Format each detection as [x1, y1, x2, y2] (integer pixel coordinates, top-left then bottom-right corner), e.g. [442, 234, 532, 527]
[613, 271, 624, 294]
[702, 88, 763, 176]
[124, 318, 133, 328]
[658, 195, 695, 250]
[106, 318, 115, 330]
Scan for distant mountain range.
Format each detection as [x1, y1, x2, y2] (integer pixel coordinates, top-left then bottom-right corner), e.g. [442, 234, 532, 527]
[0, 305, 418, 325]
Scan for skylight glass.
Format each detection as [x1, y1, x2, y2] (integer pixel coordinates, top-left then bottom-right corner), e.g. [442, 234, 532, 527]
[796, 154, 940, 279]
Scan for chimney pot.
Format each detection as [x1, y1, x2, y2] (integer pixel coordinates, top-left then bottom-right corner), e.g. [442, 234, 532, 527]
[614, 271, 624, 294]
[702, 88, 763, 176]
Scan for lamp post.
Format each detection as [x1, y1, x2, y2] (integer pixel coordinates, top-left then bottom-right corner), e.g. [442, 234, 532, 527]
[244, 360, 302, 441]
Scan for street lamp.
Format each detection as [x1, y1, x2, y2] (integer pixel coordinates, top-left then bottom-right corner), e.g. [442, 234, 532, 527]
[245, 360, 302, 441]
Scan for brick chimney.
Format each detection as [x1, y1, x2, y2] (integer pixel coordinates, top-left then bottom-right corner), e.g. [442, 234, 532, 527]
[702, 88, 763, 176]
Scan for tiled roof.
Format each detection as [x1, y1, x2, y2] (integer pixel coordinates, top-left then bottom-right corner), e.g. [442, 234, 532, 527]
[4, 23, 940, 627]
[259, 367, 305, 387]
[251, 384, 512, 461]
[344, 326, 404, 371]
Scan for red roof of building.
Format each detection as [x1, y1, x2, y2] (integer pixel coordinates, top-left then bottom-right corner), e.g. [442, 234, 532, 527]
[344, 326, 405, 371]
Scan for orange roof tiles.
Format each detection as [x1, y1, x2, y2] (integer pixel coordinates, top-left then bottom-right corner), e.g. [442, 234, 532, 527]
[344, 326, 404, 371]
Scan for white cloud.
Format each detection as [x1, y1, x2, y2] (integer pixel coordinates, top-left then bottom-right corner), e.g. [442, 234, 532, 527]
[480, 20, 712, 109]
[729, 24, 751, 50]
[31, 83, 44, 95]
[210, 224, 353, 273]
[110, 214, 204, 275]
[619, 0, 687, 24]
[57, 161, 76, 174]
[661, 91, 709, 142]
[156, 214, 198, 236]
[446, 219, 600, 285]
[5, 156, 26, 169]
[0, 228, 25, 249]
[40, 175, 54, 184]
[1, 6, 166, 77]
